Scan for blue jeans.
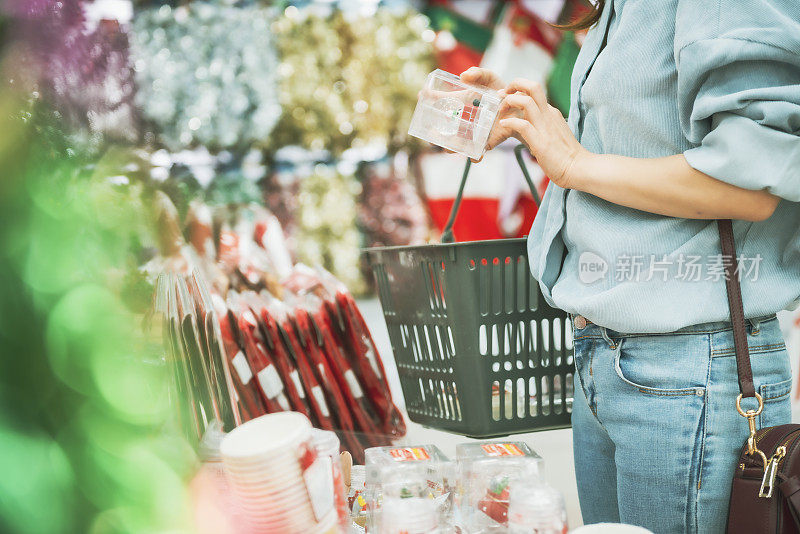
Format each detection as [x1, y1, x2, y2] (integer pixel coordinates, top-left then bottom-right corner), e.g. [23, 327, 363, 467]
[572, 315, 792, 534]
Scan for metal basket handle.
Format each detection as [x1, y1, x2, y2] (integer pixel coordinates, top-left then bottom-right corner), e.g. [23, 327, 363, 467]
[440, 144, 542, 244]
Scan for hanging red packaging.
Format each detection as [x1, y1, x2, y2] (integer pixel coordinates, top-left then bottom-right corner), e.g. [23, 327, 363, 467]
[331, 291, 406, 437]
[237, 309, 291, 414]
[243, 298, 313, 419]
[265, 303, 336, 431]
[292, 306, 372, 456]
[282, 264, 405, 438]
[186, 201, 215, 260]
[303, 305, 385, 448]
[217, 309, 265, 421]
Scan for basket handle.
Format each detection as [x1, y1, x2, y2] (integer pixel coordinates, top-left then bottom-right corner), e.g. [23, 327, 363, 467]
[440, 144, 542, 244]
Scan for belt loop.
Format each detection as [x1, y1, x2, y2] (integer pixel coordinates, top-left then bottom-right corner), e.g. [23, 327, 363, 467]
[600, 327, 616, 349]
[749, 318, 761, 336]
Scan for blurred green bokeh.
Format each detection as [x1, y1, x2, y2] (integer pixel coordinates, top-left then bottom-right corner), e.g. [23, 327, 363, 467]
[0, 60, 193, 534]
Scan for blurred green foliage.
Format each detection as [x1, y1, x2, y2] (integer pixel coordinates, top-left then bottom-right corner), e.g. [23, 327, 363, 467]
[0, 67, 193, 533]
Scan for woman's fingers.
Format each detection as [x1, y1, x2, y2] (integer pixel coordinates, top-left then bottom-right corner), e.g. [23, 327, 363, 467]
[459, 67, 504, 91]
[499, 117, 536, 135]
[499, 117, 538, 149]
[500, 93, 541, 122]
[505, 78, 548, 110]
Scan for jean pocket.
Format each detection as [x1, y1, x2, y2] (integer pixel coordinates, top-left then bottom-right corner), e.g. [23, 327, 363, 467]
[613, 340, 704, 397]
[758, 377, 793, 429]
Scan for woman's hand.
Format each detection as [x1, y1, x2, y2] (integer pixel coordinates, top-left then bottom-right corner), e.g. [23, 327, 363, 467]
[459, 66, 505, 92]
[499, 79, 589, 189]
[462, 74, 779, 221]
[459, 67, 520, 153]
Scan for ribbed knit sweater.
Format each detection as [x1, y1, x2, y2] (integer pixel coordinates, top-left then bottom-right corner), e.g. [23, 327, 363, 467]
[528, 0, 800, 333]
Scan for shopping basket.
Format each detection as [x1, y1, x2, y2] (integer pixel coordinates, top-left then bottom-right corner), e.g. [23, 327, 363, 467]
[364, 145, 573, 438]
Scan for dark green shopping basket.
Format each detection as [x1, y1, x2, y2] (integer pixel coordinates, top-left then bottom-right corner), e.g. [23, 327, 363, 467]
[365, 146, 574, 438]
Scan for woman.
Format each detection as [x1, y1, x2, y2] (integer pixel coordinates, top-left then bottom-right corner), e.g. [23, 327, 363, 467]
[463, 0, 800, 532]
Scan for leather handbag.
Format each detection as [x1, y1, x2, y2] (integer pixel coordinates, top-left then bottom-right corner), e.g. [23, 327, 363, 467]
[721, 219, 800, 533]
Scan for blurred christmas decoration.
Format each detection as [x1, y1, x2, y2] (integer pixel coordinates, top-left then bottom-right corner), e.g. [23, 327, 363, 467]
[419, 146, 545, 242]
[269, 8, 435, 155]
[296, 163, 366, 294]
[358, 156, 430, 291]
[265, 146, 429, 295]
[546, 31, 581, 116]
[480, 1, 562, 86]
[205, 149, 267, 206]
[130, 2, 281, 152]
[9, 0, 139, 156]
[358, 157, 428, 249]
[424, 0, 499, 75]
[263, 165, 301, 247]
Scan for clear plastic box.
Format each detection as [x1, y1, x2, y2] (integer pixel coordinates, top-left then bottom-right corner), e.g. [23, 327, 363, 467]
[365, 445, 454, 533]
[408, 69, 501, 160]
[455, 441, 544, 532]
[507, 480, 568, 534]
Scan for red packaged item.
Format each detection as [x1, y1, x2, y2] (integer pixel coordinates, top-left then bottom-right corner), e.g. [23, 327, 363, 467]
[292, 305, 371, 456]
[241, 294, 312, 419]
[282, 264, 405, 438]
[311, 428, 350, 529]
[237, 309, 291, 414]
[331, 291, 406, 437]
[264, 303, 335, 431]
[301, 304, 385, 447]
[297, 437, 339, 524]
[217, 309, 265, 421]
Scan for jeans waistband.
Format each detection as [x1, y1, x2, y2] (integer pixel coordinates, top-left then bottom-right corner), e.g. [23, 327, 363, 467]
[571, 314, 778, 338]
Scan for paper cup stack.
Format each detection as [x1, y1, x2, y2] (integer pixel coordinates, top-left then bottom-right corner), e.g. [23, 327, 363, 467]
[221, 412, 339, 534]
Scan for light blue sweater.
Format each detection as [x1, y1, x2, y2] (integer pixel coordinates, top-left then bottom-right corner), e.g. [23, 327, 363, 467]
[528, 0, 800, 333]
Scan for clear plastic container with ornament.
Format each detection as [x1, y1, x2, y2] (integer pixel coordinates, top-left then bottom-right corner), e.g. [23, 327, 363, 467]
[455, 441, 545, 533]
[365, 445, 454, 533]
[408, 69, 501, 160]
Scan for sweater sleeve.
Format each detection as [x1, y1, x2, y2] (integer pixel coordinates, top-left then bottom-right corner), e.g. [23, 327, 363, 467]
[677, 35, 800, 201]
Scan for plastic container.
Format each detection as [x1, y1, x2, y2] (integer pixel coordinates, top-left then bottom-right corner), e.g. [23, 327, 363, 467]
[408, 69, 501, 160]
[364, 146, 573, 438]
[507, 481, 567, 534]
[365, 445, 454, 533]
[381, 495, 440, 534]
[312, 429, 349, 530]
[456, 441, 544, 532]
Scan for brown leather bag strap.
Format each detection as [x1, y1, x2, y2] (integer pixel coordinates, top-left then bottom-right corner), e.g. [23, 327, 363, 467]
[717, 219, 756, 398]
